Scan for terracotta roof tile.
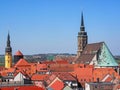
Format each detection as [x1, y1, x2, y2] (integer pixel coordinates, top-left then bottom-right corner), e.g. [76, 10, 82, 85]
[71, 65, 93, 84]
[15, 58, 29, 66]
[48, 77, 64, 90]
[36, 64, 47, 72]
[55, 60, 68, 64]
[31, 74, 48, 81]
[93, 68, 119, 82]
[104, 77, 113, 82]
[45, 72, 76, 86]
[6, 68, 15, 73]
[42, 61, 56, 64]
[15, 50, 23, 56]
[49, 64, 74, 72]
[52, 72, 76, 81]
[0, 71, 7, 77]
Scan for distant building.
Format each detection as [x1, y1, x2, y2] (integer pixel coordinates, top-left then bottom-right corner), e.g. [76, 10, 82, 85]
[5, 33, 12, 68]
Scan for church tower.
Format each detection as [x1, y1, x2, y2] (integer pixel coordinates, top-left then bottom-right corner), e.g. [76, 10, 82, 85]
[77, 12, 88, 57]
[5, 33, 12, 68]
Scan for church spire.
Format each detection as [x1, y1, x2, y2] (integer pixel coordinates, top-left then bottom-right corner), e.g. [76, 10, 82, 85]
[80, 12, 85, 31]
[5, 32, 12, 52]
[77, 12, 88, 57]
[7, 32, 10, 47]
[81, 12, 84, 26]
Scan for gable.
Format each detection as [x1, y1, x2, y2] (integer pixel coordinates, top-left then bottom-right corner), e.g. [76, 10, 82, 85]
[48, 77, 64, 90]
[102, 74, 113, 82]
[93, 68, 119, 82]
[76, 42, 102, 64]
[15, 58, 29, 66]
[97, 43, 118, 67]
[14, 72, 26, 81]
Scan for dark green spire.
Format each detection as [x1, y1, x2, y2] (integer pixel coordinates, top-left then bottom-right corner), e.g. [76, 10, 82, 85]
[80, 12, 85, 31]
[81, 12, 84, 26]
[7, 33, 10, 47]
[5, 32, 12, 52]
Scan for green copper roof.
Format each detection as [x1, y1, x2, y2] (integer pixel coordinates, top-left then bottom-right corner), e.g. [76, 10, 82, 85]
[98, 42, 118, 67]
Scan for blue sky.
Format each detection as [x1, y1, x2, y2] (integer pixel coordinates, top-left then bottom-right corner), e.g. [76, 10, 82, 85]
[0, 0, 120, 55]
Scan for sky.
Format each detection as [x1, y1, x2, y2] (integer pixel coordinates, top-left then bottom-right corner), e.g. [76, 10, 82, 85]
[0, 0, 120, 55]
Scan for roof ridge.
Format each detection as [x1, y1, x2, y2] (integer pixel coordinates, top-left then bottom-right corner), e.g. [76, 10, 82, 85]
[87, 41, 104, 45]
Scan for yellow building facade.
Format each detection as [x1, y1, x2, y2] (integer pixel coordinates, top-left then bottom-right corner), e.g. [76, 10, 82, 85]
[5, 52, 12, 68]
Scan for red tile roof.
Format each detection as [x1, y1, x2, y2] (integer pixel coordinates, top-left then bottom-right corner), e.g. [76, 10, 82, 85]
[71, 65, 93, 87]
[0, 71, 7, 77]
[0, 66, 5, 71]
[49, 64, 74, 72]
[15, 58, 30, 66]
[0, 68, 16, 77]
[15, 50, 23, 56]
[52, 72, 76, 81]
[55, 60, 69, 64]
[36, 64, 47, 72]
[6, 68, 16, 73]
[42, 61, 56, 64]
[104, 76, 113, 82]
[93, 68, 119, 82]
[42, 60, 69, 64]
[48, 77, 64, 90]
[31, 74, 48, 81]
[45, 74, 56, 85]
[45, 72, 76, 86]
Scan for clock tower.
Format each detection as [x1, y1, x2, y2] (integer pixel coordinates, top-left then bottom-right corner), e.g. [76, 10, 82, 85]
[5, 33, 12, 68]
[77, 12, 88, 57]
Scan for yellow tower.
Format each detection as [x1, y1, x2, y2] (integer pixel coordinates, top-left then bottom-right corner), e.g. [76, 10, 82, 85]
[5, 33, 12, 68]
